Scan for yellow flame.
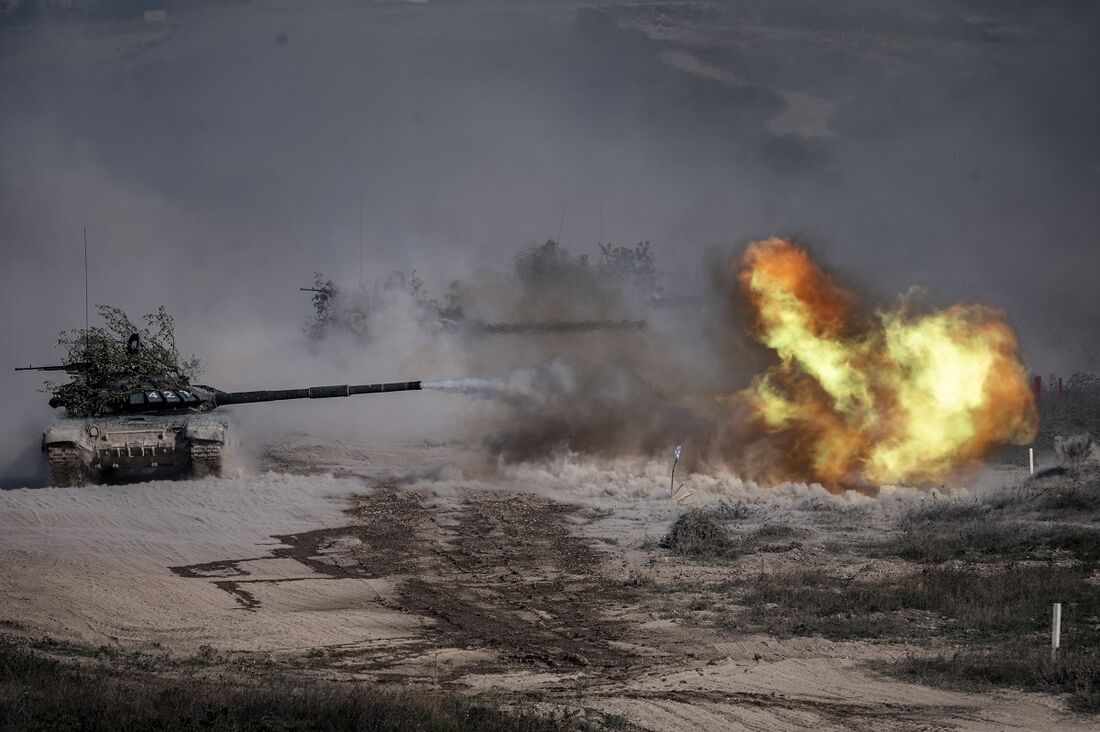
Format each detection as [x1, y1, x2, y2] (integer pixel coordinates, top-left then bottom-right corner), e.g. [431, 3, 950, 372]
[737, 237, 1036, 487]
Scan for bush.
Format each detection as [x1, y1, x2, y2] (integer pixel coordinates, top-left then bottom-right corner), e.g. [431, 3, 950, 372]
[660, 509, 736, 557]
[1055, 433, 1095, 471]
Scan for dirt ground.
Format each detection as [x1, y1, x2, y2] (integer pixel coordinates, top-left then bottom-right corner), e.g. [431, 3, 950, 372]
[1, 435, 1093, 731]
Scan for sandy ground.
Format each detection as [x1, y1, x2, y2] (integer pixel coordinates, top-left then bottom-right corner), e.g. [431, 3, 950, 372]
[0, 436, 1090, 731]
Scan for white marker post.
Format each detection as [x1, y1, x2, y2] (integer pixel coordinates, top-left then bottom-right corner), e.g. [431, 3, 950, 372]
[1052, 603, 1061, 661]
[670, 444, 682, 495]
[1029, 447, 1035, 476]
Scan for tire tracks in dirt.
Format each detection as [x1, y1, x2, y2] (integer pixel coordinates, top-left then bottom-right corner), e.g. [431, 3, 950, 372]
[169, 484, 976, 729]
[395, 491, 632, 676]
[170, 485, 637, 680]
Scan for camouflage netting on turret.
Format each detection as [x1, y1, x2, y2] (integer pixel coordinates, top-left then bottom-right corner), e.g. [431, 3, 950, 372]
[44, 306, 202, 418]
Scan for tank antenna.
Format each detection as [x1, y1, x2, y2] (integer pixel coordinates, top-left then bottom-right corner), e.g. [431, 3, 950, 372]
[83, 226, 89, 340]
[358, 150, 365, 288]
[599, 196, 604, 246]
[358, 187, 363, 287]
[557, 194, 567, 244]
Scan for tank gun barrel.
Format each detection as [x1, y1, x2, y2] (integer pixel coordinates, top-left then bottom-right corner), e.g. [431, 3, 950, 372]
[214, 380, 422, 406]
[14, 362, 91, 373]
[472, 319, 646, 335]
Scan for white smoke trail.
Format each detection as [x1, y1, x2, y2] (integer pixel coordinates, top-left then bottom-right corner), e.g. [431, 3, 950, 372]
[421, 376, 503, 393]
[422, 360, 576, 407]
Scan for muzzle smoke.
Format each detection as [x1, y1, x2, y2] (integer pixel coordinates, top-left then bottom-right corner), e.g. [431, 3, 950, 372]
[422, 361, 576, 408]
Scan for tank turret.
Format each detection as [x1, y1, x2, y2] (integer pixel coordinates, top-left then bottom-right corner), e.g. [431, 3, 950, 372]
[111, 379, 423, 414]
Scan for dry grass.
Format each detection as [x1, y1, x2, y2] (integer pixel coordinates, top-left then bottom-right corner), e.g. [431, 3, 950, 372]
[863, 474, 1100, 709]
[991, 478, 1100, 515]
[0, 638, 590, 732]
[887, 647, 1100, 713]
[896, 518, 1100, 563]
[893, 476, 1100, 563]
[741, 523, 806, 553]
[737, 567, 912, 639]
[735, 564, 1100, 644]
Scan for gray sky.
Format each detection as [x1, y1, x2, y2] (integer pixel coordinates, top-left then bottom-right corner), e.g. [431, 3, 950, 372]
[1, 0, 1097, 477]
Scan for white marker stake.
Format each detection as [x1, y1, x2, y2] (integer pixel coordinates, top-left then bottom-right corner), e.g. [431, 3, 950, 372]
[670, 444, 682, 496]
[1052, 603, 1061, 661]
[1029, 447, 1035, 476]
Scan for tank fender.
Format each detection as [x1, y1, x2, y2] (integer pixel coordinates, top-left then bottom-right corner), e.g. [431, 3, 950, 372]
[42, 423, 91, 451]
[183, 416, 227, 444]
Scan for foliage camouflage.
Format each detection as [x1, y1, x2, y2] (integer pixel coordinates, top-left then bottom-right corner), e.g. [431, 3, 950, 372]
[512, 239, 662, 296]
[305, 269, 438, 342]
[44, 306, 202, 418]
[597, 240, 662, 294]
[306, 272, 337, 341]
[513, 240, 592, 291]
[307, 240, 663, 340]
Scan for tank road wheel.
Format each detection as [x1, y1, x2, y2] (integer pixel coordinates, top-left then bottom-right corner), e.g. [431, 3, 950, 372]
[190, 442, 223, 479]
[47, 445, 87, 488]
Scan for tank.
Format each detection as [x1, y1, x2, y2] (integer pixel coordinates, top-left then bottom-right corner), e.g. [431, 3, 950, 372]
[20, 362, 421, 487]
[301, 274, 647, 342]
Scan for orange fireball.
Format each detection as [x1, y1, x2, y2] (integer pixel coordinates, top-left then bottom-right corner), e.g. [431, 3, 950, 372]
[736, 237, 1036, 487]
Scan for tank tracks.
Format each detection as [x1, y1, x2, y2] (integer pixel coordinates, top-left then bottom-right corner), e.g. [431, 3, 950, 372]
[190, 442, 223, 479]
[47, 445, 87, 488]
[47, 443, 223, 485]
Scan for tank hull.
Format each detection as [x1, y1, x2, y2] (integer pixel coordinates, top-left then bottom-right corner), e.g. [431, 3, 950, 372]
[43, 415, 227, 487]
